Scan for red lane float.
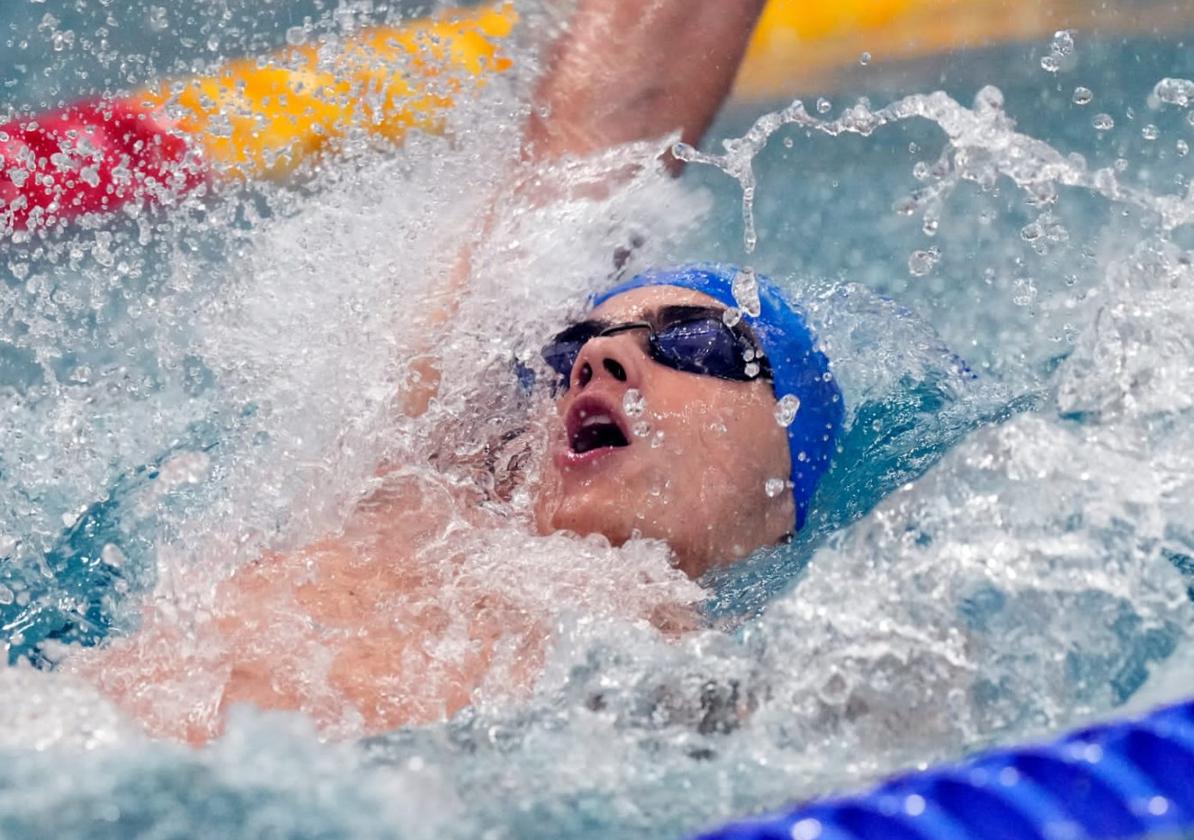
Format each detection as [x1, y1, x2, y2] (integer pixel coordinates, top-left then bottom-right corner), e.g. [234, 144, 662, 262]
[0, 100, 204, 232]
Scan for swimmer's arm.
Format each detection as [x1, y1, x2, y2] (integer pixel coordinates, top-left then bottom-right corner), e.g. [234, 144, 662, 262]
[525, 0, 768, 164]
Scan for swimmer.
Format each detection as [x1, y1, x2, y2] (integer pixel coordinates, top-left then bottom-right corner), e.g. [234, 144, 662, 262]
[79, 0, 842, 743]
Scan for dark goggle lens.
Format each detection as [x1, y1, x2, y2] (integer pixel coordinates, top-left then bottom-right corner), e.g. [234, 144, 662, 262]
[540, 316, 763, 392]
[541, 340, 582, 382]
[651, 318, 758, 380]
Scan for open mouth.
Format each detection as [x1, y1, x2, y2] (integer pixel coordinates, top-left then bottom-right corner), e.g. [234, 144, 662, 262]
[566, 397, 631, 456]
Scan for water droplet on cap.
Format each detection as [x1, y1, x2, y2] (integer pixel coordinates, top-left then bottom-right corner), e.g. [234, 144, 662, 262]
[774, 394, 801, 427]
[731, 268, 761, 317]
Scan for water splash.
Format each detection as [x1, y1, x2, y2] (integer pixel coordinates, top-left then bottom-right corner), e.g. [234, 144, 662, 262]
[675, 84, 1194, 255]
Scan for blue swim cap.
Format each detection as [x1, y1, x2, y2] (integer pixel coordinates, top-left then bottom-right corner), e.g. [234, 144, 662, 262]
[592, 263, 843, 532]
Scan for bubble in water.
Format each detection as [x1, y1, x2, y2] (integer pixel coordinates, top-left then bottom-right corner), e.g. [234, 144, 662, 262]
[1072, 86, 1093, 105]
[632, 420, 651, 438]
[0, 584, 12, 607]
[816, 98, 832, 114]
[1141, 124, 1159, 141]
[650, 430, 665, 449]
[722, 307, 743, 328]
[774, 394, 801, 427]
[731, 268, 761, 317]
[859, 51, 871, 66]
[1154, 77, 1194, 108]
[1092, 113, 1115, 131]
[1178, 139, 1190, 157]
[908, 247, 940, 276]
[764, 478, 786, 498]
[622, 388, 646, 418]
[744, 361, 761, 378]
[285, 26, 307, 46]
[1040, 55, 1061, 73]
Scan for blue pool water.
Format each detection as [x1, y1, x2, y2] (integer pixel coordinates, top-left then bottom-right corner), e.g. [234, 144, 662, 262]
[2, 1, 1194, 837]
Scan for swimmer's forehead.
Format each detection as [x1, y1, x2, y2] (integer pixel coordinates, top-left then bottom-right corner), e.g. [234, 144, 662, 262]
[589, 285, 726, 321]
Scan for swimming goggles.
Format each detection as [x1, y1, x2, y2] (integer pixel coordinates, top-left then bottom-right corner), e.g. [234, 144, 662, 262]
[541, 305, 771, 392]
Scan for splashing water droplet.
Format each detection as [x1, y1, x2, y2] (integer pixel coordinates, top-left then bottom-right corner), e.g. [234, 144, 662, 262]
[101, 544, 125, 568]
[1040, 55, 1061, 73]
[1154, 77, 1194, 108]
[816, 98, 832, 114]
[764, 478, 786, 498]
[1072, 86, 1093, 105]
[1052, 29, 1076, 56]
[744, 361, 761, 378]
[774, 394, 801, 427]
[1092, 113, 1115, 131]
[651, 430, 665, 449]
[859, 51, 871, 66]
[632, 420, 651, 438]
[792, 819, 823, 840]
[732, 268, 761, 317]
[622, 388, 646, 418]
[722, 307, 743, 328]
[1142, 124, 1159, 141]
[908, 247, 941, 276]
[147, 5, 168, 31]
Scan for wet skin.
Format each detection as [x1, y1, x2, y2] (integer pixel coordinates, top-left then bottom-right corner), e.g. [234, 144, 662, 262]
[533, 285, 794, 579]
[80, 286, 794, 743]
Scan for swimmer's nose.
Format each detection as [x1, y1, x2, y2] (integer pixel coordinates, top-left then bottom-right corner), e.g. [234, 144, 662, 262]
[572, 334, 644, 393]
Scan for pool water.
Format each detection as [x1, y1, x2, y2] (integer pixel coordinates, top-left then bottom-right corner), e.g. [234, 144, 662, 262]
[2, 1, 1194, 837]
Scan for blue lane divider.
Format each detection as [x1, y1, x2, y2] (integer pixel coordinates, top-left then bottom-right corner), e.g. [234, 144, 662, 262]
[695, 697, 1194, 840]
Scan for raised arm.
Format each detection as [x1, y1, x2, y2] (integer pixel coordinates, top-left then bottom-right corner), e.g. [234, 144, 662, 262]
[525, 0, 768, 162]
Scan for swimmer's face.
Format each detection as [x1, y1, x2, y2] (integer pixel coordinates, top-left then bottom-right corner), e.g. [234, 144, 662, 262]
[533, 286, 794, 578]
